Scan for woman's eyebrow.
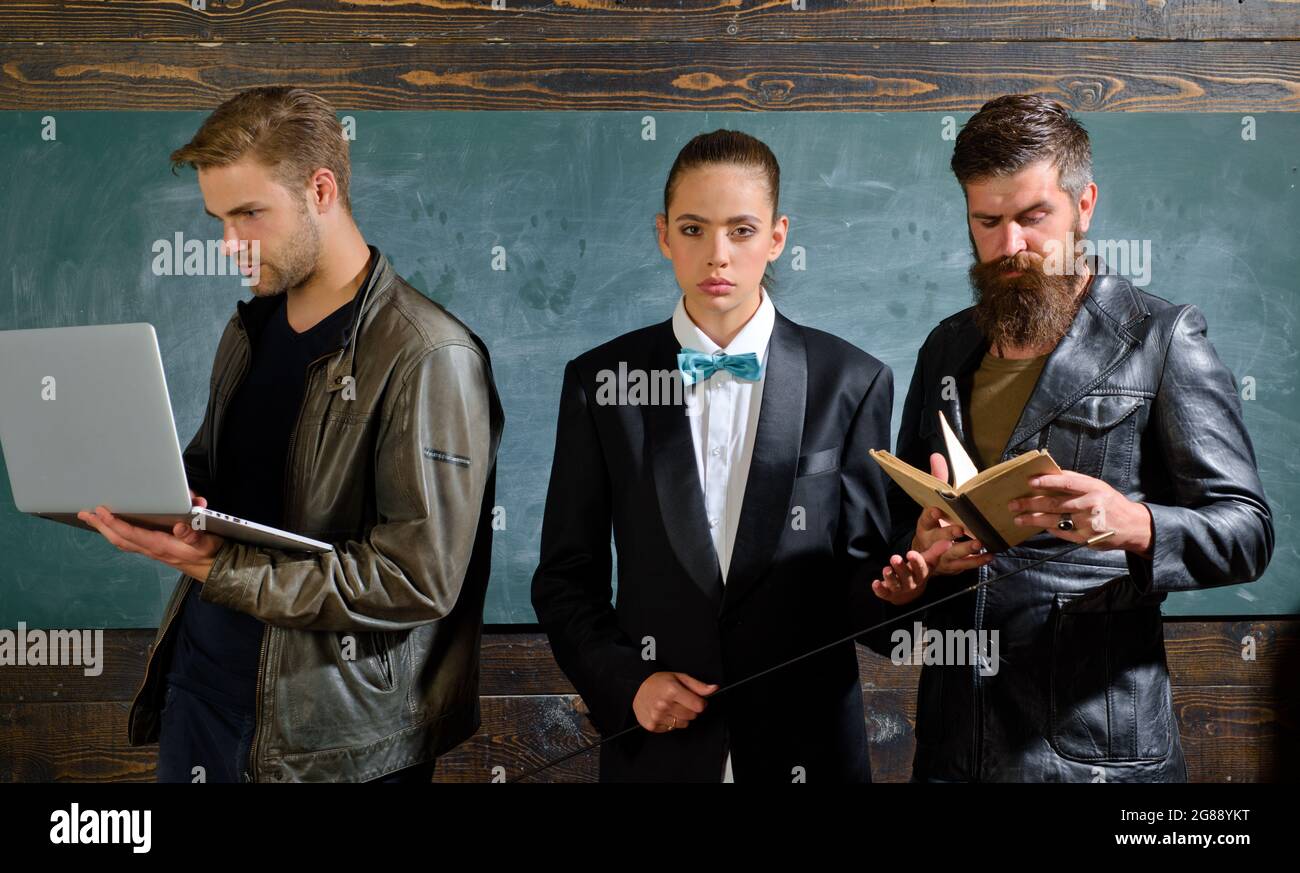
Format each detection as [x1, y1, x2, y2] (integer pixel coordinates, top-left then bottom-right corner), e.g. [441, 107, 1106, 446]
[675, 213, 762, 224]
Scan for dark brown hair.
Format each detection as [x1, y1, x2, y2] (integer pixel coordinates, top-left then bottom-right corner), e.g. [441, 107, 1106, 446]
[663, 129, 780, 291]
[951, 94, 1092, 201]
[170, 86, 352, 214]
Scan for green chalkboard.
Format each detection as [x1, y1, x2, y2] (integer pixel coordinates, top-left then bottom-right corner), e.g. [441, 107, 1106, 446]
[0, 111, 1295, 627]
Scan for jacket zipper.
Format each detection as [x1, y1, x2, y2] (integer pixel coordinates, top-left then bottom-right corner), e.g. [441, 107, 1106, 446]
[247, 347, 339, 782]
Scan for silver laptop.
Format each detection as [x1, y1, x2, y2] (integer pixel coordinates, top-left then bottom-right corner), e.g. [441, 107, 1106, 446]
[0, 322, 333, 553]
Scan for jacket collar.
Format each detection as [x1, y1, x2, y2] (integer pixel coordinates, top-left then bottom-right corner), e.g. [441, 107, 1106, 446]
[235, 244, 394, 394]
[939, 263, 1151, 458]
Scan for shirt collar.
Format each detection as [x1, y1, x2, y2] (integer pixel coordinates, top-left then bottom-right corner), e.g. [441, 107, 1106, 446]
[672, 286, 775, 366]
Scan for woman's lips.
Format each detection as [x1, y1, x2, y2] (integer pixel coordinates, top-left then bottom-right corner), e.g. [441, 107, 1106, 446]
[698, 280, 734, 296]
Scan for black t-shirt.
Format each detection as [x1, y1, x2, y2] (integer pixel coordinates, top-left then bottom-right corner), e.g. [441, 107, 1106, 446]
[166, 290, 359, 711]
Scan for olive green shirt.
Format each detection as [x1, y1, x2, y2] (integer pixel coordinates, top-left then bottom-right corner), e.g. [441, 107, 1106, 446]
[970, 350, 1049, 469]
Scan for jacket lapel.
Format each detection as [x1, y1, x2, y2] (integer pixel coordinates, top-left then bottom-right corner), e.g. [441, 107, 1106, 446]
[1002, 273, 1150, 455]
[646, 319, 724, 608]
[720, 311, 807, 617]
[938, 322, 989, 454]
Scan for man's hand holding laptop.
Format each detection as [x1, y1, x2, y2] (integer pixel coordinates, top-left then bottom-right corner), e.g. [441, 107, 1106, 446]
[77, 489, 226, 583]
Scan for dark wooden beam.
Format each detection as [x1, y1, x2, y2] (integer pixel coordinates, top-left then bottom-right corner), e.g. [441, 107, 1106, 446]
[3, 41, 1299, 111]
[1, 1, 1297, 44]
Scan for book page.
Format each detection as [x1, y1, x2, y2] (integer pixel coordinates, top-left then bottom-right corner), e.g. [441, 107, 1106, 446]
[960, 452, 1065, 548]
[938, 409, 979, 488]
[868, 449, 980, 532]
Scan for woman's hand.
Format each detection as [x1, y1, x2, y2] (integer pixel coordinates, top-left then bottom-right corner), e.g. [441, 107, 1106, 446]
[632, 672, 718, 733]
[871, 453, 994, 605]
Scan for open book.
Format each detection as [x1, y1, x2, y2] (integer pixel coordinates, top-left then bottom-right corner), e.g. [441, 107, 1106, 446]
[869, 410, 1064, 552]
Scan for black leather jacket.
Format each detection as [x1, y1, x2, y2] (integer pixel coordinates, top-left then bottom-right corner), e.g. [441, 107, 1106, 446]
[886, 270, 1274, 782]
[127, 247, 505, 781]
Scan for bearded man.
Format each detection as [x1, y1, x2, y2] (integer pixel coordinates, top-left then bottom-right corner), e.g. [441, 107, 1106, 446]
[868, 95, 1273, 782]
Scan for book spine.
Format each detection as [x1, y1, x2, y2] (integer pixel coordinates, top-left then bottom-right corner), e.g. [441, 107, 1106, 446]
[938, 493, 1010, 553]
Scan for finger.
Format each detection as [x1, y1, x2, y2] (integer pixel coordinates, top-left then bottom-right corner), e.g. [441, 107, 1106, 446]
[939, 521, 965, 541]
[1015, 511, 1099, 533]
[79, 511, 139, 554]
[872, 577, 908, 604]
[1024, 514, 1094, 540]
[929, 452, 950, 485]
[674, 673, 720, 697]
[652, 697, 698, 720]
[889, 554, 915, 589]
[94, 507, 192, 560]
[919, 506, 959, 533]
[172, 522, 203, 546]
[645, 716, 673, 733]
[905, 551, 929, 588]
[1009, 495, 1093, 515]
[95, 508, 166, 550]
[943, 539, 986, 561]
[881, 564, 901, 593]
[872, 580, 907, 605]
[1027, 472, 1093, 494]
[922, 537, 955, 564]
[943, 553, 996, 572]
[666, 685, 709, 714]
[665, 701, 702, 723]
[917, 506, 942, 531]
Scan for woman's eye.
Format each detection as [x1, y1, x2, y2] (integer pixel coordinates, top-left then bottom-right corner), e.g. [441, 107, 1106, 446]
[680, 225, 699, 236]
[733, 226, 755, 237]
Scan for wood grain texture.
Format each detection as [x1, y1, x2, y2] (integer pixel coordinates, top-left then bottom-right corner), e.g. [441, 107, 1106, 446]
[3, 41, 1299, 111]
[0, 625, 1295, 781]
[1, 1, 1297, 44]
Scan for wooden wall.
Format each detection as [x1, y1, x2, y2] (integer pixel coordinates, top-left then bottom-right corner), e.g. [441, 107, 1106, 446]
[1, 1, 1297, 781]
[2, 1, 1299, 112]
[2, 624, 1297, 782]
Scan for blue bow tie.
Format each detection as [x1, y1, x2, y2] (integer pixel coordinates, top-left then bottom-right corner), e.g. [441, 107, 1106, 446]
[677, 348, 764, 386]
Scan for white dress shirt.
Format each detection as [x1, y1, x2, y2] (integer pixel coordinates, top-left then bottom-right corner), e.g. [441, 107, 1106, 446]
[671, 287, 776, 783]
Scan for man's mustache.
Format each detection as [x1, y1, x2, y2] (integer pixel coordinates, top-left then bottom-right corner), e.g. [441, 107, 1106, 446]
[979, 251, 1045, 276]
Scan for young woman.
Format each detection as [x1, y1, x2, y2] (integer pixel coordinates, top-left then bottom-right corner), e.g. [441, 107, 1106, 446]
[532, 130, 901, 782]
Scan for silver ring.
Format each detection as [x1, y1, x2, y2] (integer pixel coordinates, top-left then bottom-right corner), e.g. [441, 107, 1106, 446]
[1057, 513, 1075, 531]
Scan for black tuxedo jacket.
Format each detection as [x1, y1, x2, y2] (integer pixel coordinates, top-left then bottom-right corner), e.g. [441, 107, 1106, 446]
[531, 308, 895, 782]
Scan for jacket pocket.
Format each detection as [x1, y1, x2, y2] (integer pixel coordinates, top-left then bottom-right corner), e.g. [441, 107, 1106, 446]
[335, 630, 396, 693]
[1047, 586, 1173, 763]
[1048, 394, 1144, 484]
[371, 631, 395, 691]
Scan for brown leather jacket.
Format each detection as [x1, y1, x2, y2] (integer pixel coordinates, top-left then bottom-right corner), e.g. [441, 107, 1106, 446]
[126, 245, 504, 782]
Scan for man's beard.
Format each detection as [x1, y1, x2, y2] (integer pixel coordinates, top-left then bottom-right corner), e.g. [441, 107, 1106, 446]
[968, 242, 1086, 352]
[249, 197, 322, 297]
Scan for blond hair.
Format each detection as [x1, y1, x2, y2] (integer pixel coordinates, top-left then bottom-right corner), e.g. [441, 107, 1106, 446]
[170, 86, 351, 213]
